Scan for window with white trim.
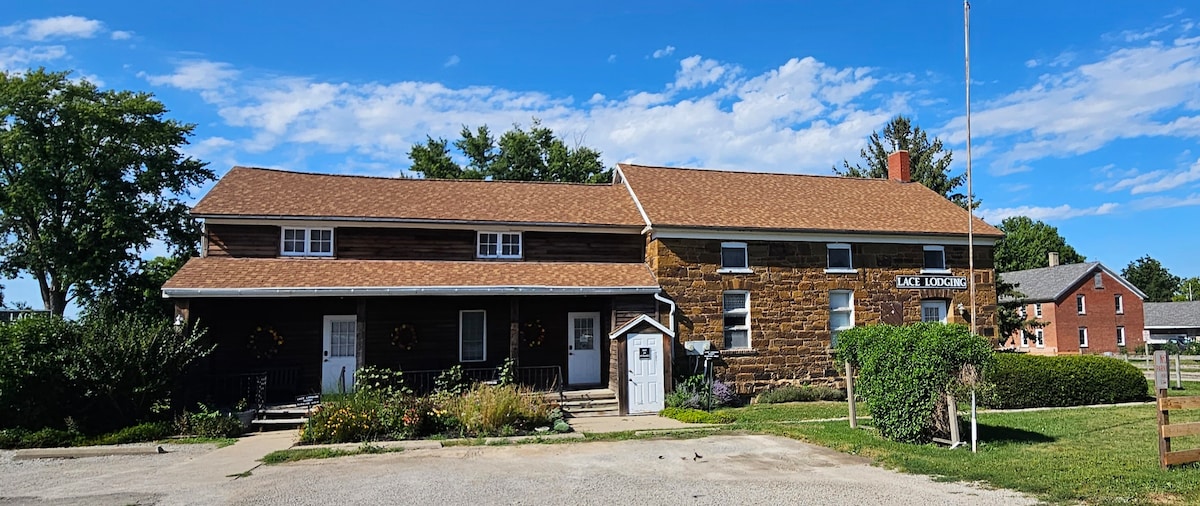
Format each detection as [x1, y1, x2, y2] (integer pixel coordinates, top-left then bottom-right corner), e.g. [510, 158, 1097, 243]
[1018, 305, 1027, 319]
[1020, 331, 1029, 347]
[723, 291, 751, 349]
[922, 245, 947, 272]
[477, 232, 522, 259]
[830, 290, 854, 346]
[1115, 294, 1124, 315]
[1035, 329, 1045, 348]
[826, 243, 853, 272]
[281, 228, 334, 256]
[1034, 303, 1043, 318]
[1116, 326, 1126, 347]
[1078, 327, 1088, 348]
[459, 310, 487, 362]
[720, 242, 749, 271]
[1076, 294, 1086, 315]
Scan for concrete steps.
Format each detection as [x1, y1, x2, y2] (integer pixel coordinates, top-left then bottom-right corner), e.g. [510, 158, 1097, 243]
[251, 403, 312, 430]
[554, 388, 619, 418]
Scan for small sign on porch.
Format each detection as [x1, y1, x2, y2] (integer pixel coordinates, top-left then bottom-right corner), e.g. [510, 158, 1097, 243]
[895, 275, 968, 290]
[639, 347, 652, 359]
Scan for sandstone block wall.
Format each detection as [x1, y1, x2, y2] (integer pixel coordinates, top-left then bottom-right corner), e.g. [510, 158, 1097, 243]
[653, 238, 998, 394]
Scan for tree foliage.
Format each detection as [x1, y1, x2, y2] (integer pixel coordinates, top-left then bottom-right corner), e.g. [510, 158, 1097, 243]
[995, 278, 1044, 347]
[836, 115, 973, 208]
[1122, 255, 1181, 303]
[1175, 277, 1200, 302]
[994, 216, 1086, 273]
[407, 120, 611, 183]
[0, 69, 212, 315]
[835, 323, 993, 444]
[79, 256, 185, 319]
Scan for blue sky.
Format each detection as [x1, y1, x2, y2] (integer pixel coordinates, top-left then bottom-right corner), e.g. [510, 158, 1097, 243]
[2, 1, 1200, 310]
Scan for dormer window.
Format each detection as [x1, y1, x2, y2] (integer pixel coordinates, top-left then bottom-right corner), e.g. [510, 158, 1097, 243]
[478, 232, 522, 259]
[826, 243, 854, 273]
[719, 242, 750, 272]
[281, 228, 333, 257]
[922, 245, 948, 273]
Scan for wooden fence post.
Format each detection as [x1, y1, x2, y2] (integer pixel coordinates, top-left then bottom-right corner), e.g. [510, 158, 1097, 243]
[845, 360, 857, 429]
[947, 393, 960, 446]
[1159, 386, 1171, 469]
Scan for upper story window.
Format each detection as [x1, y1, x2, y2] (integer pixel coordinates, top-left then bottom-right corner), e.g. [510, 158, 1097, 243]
[922, 245, 948, 273]
[281, 228, 333, 257]
[1076, 294, 1086, 315]
[1035, 303, 1043, 318]
[1018, 305, 1027, 319]
[1115, 294, 1124, 315]
[477, 232, 522, 259]
[723, 291, 751, 349]
[826, 243, 854, 273]
[720, 242, 750, 272]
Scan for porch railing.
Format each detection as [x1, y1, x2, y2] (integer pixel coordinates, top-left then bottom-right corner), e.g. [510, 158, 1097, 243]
[401, 365, 562, 395]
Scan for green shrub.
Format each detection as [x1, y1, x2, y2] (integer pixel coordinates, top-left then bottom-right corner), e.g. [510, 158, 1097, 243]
[835, 323, 993, 444]
[434, 365, 472, 396]
[666, 375, 741, 410]
[755, 385, 846, 404]
[300, 391, 388, 444]
[87, 422, 174, 446]
[175, 404, 246, 438]
[439, 384, 554, 437]
[356, 366, 412, 397]
[23, 427, 81, 448]
[659, 407, 734, 424]
[985, 353, 1150, 409]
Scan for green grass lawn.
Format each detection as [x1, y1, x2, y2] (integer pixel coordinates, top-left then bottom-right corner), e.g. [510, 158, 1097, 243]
[718, 399, 1200, 505]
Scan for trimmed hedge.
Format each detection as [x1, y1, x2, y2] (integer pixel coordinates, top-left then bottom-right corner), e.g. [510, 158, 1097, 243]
[985, 353, 1150, 409]
[755, 385, 846, 404]
[659, 407, 734, 424]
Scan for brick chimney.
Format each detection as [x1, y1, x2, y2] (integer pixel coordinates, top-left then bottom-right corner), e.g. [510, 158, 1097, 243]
[887, 150, 911, 182]
[1048, 252, 1059, 267]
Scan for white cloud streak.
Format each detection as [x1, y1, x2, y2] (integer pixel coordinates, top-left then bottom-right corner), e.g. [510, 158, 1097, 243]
[141, 60, 240, 92]
[978, 202, 1119, 222]
[1099, 158, 1200, 194]
[2, 16, 104, 41]
[443, 55, 460, 68]
[0, 45, 67, 72]
[651, 45, 675, 58]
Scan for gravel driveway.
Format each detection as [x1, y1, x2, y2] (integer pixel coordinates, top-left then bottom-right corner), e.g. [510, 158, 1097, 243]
[1, 435, 1037, 505]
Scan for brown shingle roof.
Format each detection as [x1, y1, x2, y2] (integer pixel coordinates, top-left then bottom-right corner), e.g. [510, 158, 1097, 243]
[618, 164, 1002, 237]
[191, 167, 644, 227]
[163, 257, 658, 295]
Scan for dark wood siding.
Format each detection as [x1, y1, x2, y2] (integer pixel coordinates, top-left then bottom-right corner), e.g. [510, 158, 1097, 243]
[335, 228, 475, 260]
[523, 231, 643, 263]
[207, 224, 279, 258]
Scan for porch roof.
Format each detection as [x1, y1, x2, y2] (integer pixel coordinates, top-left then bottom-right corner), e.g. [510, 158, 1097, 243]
[162, 257, 660, 298]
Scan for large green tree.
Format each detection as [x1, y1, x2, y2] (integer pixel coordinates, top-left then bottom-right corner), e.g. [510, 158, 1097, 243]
[1123, 255, 1181, 303]
[408, 120, 611, 183]
[1175, 277, 1200, 302]
[79, 256, 186, 319]
[993, 216, 1086, 273]
[836, 115, 973, 208]
[0, 69, 212, 316]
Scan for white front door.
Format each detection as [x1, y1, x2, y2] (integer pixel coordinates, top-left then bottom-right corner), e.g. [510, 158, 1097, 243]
[322, 315, 358, 393]
[921, 300, 948, 323]
[627, 333, 664, 414]
[567, 312, 601, 385]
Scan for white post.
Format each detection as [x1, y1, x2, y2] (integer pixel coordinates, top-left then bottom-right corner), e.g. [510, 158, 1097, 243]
[947, 393, 960, 446]
[970, 390, 978, 453]
[846, 361, 858, 429]
[1175, 353, 1183, 389]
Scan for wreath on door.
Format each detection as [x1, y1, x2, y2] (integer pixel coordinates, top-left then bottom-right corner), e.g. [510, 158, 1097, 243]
[248, 325, 284, 360]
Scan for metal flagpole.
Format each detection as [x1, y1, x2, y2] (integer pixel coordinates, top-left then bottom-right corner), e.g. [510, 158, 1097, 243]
[965, 0, 979, 455]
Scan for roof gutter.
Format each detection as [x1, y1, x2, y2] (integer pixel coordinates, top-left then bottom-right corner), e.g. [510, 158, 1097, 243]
[163, 285, 663, 299]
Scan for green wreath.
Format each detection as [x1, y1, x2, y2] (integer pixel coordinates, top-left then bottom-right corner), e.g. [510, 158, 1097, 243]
[391, 323, 418, 350]
[248, 325, 284, 360]
[521, 320, 546, 348]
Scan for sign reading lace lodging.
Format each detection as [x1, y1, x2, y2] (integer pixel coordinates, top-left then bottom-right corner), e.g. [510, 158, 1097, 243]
[895, 275, 968, 290]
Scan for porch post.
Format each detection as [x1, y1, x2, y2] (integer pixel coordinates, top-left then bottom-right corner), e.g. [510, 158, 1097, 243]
[509, 298, 520, 366]
[356, 298, 367, 369]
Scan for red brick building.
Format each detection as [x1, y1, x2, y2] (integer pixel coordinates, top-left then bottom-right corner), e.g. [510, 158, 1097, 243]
[1000, 256, 1146, 355]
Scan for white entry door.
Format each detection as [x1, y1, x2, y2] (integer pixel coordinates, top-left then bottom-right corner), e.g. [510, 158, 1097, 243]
[322, 315, 358, 393]
[627, 333, 664, 414]
[921, 300, 948, 323]
[567, 312, 601, 385]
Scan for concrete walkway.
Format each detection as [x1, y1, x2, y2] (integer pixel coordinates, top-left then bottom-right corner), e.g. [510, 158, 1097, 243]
[163, 430, 298, 481]
[567, 414, 701, 434]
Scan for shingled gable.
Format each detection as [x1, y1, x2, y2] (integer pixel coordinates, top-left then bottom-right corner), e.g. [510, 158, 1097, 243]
[193, 166, 644, 228]
[999, 262, 1148, 303]
[616, 163, 1002, 239]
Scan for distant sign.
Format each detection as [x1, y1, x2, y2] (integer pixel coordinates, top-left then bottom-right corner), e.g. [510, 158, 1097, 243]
[895, 275, 968, 290]
[0, 310, 49, 323]
[639, 347, 651, 359]
[1155, 350, 1169, 391]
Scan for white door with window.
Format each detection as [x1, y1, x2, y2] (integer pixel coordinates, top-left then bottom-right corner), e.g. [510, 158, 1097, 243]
[322, 315, 358, 393]
[567, 312, 601, 385]
[921, 300, 948, 323]
[627, 333, 664, 414]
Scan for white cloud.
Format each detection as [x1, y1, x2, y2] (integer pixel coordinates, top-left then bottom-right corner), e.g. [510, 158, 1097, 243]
[0, 45, 67, 71]
[1131, 192, 1200, 210]
[167, 53, 897, 175]
[1024, 59, 1039, 68]
[443, 55, 460, 68]
[944, 32, 1200, 171]
[142, 60, 240, 93]
[1100, 158, 1200, 194]
[607, 54, 617, 63]
[110, 30, 133, 40]
[2, 16, 103, 41]
[978, 202, 1119, 222]
[651, 45, 675, 59]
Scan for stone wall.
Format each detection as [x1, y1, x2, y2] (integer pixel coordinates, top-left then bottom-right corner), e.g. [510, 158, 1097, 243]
[652, 238, 998, 394]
